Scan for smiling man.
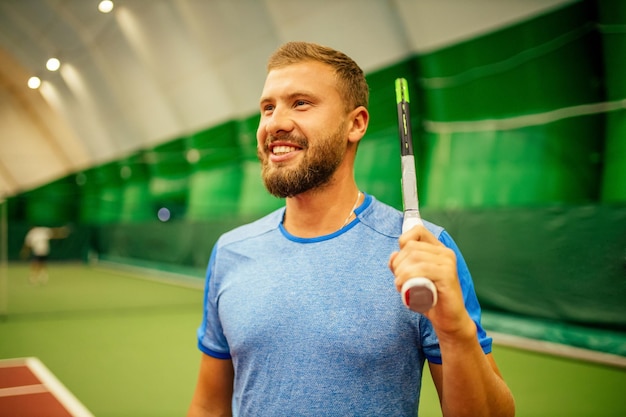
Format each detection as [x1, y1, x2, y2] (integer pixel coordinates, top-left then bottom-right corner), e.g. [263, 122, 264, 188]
[187, 41, 515, 417]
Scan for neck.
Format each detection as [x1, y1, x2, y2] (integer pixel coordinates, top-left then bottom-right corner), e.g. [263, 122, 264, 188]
[340, 191, 362, 229]
[283, 182, 362, 238]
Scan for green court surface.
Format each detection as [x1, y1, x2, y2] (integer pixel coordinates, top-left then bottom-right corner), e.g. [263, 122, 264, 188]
[1, 263, 624, 416]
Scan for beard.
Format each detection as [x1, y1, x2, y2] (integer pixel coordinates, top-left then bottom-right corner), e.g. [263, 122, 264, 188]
[258, 122, 347, 198]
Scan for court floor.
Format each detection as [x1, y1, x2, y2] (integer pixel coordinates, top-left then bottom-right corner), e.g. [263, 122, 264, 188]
[0, 357, 94, 417]
[1, 263, 624, 416]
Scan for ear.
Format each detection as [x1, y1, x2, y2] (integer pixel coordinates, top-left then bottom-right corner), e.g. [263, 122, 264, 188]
[347, 106, 369, 144]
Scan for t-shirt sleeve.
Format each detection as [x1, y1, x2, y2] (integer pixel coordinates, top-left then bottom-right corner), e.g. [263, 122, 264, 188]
[196, 244, 232, 359]
[421, 229, 493, 364]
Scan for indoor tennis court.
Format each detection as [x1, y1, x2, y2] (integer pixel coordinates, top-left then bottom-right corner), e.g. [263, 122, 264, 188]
[1, 0, 625, 416]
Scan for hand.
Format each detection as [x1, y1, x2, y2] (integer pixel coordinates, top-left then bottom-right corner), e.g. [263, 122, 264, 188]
[388, 225, 475, 339]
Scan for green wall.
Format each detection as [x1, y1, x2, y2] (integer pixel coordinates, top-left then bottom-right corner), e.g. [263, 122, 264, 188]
[418, 0, 605, 207]
[598, 0, 626, 201]
[14, 0, 622, 226]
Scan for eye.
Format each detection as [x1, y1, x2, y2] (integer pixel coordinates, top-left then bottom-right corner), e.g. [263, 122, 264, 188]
[294, 99, 311, 109]
[262, 103, 275, 114]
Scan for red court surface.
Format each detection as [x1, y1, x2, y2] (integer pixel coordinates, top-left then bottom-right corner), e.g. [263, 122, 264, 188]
[0, 358, 94, 417]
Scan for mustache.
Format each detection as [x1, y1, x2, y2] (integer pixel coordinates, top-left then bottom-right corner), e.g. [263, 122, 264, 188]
[265, 133, 308, 149]
[257, 133, 308, 163]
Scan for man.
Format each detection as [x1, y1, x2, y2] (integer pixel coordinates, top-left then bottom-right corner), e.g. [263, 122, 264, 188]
[188, 41, 515, 416]
[21, 225, 70, 284]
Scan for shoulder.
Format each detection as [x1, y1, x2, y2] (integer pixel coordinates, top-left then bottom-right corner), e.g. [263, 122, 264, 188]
[358, 195, 444, 239]
[216, 208, 284, 249]
[26, 227, 50, 238]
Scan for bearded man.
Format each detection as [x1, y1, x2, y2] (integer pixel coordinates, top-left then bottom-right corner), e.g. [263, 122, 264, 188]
[188, 41, 515, 417]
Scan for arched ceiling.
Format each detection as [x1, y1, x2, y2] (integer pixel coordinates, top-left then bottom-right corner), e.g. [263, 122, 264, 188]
[0, 0, 574, 198]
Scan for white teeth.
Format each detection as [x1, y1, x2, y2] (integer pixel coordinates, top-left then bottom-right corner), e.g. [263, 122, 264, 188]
[272, 146, 297, 155]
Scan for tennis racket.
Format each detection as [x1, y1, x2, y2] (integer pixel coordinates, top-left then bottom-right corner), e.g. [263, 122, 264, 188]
[395, 77, 437, 313]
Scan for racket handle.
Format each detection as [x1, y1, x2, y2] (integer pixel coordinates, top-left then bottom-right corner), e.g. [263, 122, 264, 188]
[402, 212, 423, 233]
[400, 215, 436, 312]
[401, 277, 437, 313]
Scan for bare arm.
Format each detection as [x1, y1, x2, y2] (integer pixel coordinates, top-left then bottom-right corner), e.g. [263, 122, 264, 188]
[430, 349, 515, 417]
[20, 244, 31, 260]
[187, 353, 234, 417]
[51, 226, 70, 239]
[390, 225, 515, 417]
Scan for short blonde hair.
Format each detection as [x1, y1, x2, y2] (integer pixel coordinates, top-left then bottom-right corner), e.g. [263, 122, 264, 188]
[267, 41, 369, 112]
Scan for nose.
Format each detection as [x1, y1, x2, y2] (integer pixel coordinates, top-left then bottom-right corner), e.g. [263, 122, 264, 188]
[263, 106, 294, 137]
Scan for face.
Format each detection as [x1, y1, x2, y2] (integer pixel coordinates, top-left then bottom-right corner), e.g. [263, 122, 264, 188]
[256, 61, 349, 198]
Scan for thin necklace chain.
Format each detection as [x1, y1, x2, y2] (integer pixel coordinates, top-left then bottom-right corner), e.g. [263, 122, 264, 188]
[341, 191, 361, 229]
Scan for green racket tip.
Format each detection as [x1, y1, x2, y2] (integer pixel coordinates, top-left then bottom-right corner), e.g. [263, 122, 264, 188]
[395, 78, 409, 104]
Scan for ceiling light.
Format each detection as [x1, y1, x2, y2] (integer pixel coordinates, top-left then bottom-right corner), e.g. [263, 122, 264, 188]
[46, 57, 60, 71]
[98, 0, 114, 13]
[27, 76, 41, 89]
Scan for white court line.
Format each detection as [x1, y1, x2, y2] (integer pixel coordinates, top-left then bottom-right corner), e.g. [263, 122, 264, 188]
[0, 357, 95, 417]
[25, 357, 95, 417]
[0, 384, 47, 397]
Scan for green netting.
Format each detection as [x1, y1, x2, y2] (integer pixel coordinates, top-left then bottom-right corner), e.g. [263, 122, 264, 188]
[186, 122, 243, 220]
[366, 59, 419, 136]
[422, 204, 626, 331]
[119, 182, 154, 222]
[598, 0, 626, 99]
[238, 160, 284, 218]
[418, 1, 602, 122]
[413, 2, 605, 209]
[149, 138, 190, 205]
[77, 163, 125, 224]
[237, 113, 261, 160]
[482, 311, 626, 357]
[23, 176, 78, 226]
[77, 169, 100, 225]
[187, 121, 241, 169]
[601, 111, 626, 202]
[93, 218, 244, 271]
[598, 0, 626, 202]
[421, 115, 603, 208]
[6, 195, 25, 222]
[355, 128, 402, 209]
[118, 153, 154, 222]
[187, 166, 243, 220]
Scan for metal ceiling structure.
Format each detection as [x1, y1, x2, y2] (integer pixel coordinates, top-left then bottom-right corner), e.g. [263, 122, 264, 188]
[0, 0, 572, 198]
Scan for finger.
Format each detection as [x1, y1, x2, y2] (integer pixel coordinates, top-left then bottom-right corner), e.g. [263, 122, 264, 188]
[392, 261, 446, 292]
[388, 251, 398, 270]
[393, 241, 445, 268]
[392, 251, 442, 278]
[391, 245, 457, 285]
[398, 224, 441, 248]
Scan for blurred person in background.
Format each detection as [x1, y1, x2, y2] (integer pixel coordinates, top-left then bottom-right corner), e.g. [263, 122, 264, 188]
[21, 225, 70, 284]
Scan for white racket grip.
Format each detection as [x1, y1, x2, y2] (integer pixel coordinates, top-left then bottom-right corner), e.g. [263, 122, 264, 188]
[401, 277, 438, 313]
[402, 212, 423, 233]
[400, 218, 437, 313]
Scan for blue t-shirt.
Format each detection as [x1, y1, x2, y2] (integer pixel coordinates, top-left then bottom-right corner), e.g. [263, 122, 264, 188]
[197, 194, 491, 416]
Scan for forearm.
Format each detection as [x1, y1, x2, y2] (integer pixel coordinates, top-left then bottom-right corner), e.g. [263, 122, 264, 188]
[187, 403, 231, 417]
[436, 319, 515, 417]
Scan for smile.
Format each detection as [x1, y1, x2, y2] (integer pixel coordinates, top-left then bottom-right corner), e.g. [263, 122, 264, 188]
[272, 145, 298, 155]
